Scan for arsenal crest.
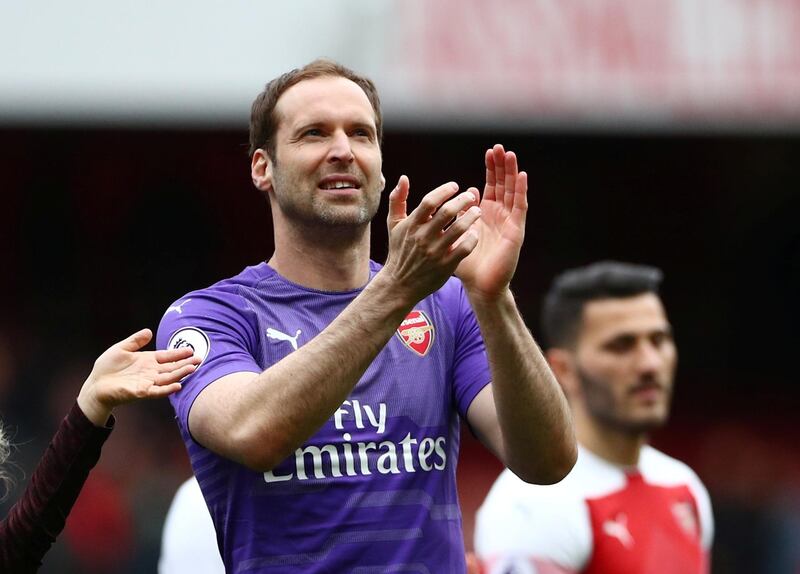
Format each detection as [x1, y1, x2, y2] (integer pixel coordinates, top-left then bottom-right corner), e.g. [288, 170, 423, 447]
[396, 310, 435, 357]
[671, 500, 700, 539]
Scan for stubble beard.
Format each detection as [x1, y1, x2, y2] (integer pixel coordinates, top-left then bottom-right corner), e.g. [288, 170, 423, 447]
[576, 366, 672, 436]
[271, 163, 381, 231]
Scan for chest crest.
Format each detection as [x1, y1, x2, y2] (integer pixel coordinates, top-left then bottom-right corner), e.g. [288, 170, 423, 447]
[396, 310, 435, 356]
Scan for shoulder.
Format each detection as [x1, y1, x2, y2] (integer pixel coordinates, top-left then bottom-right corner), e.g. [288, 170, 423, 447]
[475, 464, 594, 567]
[640, 445, 714, 547]
[481, 448, 628, 510]
[639, 445, 706, 488]
[166, 263, 270, 312]
[476, 448, 632, 549]
[156, 264, 270, 348]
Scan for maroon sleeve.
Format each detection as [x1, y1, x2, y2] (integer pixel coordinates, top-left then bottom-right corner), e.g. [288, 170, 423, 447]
[0, 402, 114, 572]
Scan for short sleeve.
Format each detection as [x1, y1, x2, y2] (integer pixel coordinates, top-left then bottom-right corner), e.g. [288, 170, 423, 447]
[475, 470, 591, 572]
[688, 472, 714, 550]
[450, 281, 491, 417]
[157, 290, 262, 432]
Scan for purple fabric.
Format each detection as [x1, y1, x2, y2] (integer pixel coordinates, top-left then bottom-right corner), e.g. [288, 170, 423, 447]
[157, 261, 491, 573]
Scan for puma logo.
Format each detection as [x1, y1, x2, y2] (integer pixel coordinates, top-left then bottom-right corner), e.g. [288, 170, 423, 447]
[602, 513, 633, 548]
[266, 328, 302, 351]
[166, 299, 192, 314]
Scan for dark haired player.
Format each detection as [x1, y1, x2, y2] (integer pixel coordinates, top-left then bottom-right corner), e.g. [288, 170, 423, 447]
[476, 261, 713, 574]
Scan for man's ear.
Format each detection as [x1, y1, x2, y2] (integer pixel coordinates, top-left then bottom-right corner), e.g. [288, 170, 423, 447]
[251, 149, 272, 193]
[380, 173, 386, 192]
[546, 348, 580, 399]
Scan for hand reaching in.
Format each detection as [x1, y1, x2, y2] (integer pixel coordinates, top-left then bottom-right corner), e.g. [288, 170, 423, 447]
[77, 328, 200, 426]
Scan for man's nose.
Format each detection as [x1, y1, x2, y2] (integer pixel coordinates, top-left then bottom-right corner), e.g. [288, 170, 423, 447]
[328, 130, 355, 164]
[636, 341, 664, 374]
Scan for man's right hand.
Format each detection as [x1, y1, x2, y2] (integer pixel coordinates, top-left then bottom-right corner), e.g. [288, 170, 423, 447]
[382, 175, 483, 305]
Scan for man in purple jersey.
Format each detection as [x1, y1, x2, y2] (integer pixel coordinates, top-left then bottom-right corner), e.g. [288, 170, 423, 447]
[157, 59, 576, 573]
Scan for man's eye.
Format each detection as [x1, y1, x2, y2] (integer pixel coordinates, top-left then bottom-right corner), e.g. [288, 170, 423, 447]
[651, 331, 672, 347]
[303, 129, 322, 137]
[605, 338, 635, 353]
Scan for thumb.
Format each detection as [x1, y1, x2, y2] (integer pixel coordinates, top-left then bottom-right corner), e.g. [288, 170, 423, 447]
[118, 328, 153, 352]
[387, 175, 409, 231]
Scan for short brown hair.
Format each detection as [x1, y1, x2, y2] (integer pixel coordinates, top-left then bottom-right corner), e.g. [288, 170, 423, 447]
[248, 59, 383, 159]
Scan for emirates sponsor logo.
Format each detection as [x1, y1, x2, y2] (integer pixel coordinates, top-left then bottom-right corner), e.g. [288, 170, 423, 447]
[396, 310, 434, 356]
[263, 400, 448, 484]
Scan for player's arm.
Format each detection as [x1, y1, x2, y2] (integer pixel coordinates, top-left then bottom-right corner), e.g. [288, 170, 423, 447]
[459, 145, 576, 485]
[189, 180, 482, 472]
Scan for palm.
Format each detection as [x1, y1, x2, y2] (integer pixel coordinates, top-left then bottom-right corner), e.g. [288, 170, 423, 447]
[88, 329, 198, 408]
[94, 347, 165, 403]
[456, 145, 527, 297]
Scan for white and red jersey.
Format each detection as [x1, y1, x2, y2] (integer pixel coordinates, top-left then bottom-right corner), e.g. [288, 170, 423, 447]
[474, 445, 713, 574]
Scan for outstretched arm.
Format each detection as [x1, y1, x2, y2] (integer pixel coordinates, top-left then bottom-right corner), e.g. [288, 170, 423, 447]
[458, 144, 576, 484]
[0, 328, 197, 571]
[77, 328, 200, 426]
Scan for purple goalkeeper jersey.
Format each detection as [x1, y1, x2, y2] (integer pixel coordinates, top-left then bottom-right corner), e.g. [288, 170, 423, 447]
[157, 260, 491, 573]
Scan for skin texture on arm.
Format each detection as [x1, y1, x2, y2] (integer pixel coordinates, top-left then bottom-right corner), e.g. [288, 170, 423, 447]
[461, 145, 576, 484]
[189, 181, 483, 472]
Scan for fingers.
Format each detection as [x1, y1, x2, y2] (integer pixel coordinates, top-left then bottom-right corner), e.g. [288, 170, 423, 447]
[408, 181, 461, 224]
[395, 183, 479, 260]
[158, 355, 201, 373]
[446, 222, 480, 264]
[429, 188, 479, 230]
[492, 144, 507, 208]
[484, 148, 497, 201]
[154, 346, 198, 364]
[158, 362, 197, 385]
[486, 144, 523, 212]
[504, 151, 519, 212]
[146, 381, 183, 399]
[438, 186, 481, 238]
[118, 328, 153, 352]
[441, 205, 481, 255]
[514, 171, 529, 218]
[387, 175, 410, 231]
[490, 144, 506, 204]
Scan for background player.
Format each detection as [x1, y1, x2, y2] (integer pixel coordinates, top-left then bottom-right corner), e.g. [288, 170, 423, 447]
[159, 476, 224, 574]
[157, 59, 576, 572]
[475, 261, 713, 573]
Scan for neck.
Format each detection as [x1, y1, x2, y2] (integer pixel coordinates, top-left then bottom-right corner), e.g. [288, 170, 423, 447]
[575, 409, 648, 467]
[269, 219, 372, 291]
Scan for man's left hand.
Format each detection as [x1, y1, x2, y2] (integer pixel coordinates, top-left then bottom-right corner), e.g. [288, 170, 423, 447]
[455, 144, 527, 301]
